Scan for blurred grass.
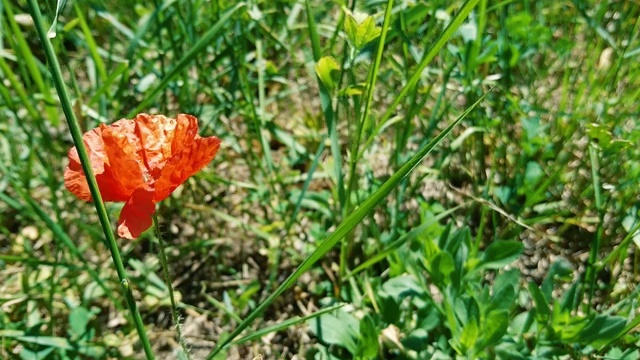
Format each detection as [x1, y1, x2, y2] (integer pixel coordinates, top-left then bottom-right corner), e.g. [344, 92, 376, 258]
[1, 0, 640, 359]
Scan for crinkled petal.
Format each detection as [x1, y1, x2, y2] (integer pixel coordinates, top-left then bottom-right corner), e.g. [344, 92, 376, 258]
[102, 123, 147, 195]
[117, 185, 156, 239]
[134, 114, 199, 176]
[154, 136, 221, 201]
[64, 124, 133, 202]
[64, 164, 92, 201]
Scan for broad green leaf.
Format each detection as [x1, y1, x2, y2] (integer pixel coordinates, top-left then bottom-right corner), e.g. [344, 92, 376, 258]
[19, 347, 55, 360]
[487, 284, 516, 313]
[479, 241, 524, 270]
[15, 336, 104, 357]
[523, 161, 543, 192]
[69, 306, 92, 339]
[381, 274, 425, 302]
[479, 310, 509, 348]
[356, 315, 379, 358]
[459, 319, 478, 352]
[344, 13, 359, 49]
[314, 56, 340, 91]
[310, 310, 359, 354]
[429, 251, 455, 285]
[354, 16, 381, 50]
[574, 315, 626, 348]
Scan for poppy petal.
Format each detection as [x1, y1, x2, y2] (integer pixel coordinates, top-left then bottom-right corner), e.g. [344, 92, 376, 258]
[102, 123, 147, 195]
[64, 163, 92, 201]
[154, 136, 221, 202]
[117, 185, 156, 239]
[64, 125, 132, 202]
[134, 114, 199, 176]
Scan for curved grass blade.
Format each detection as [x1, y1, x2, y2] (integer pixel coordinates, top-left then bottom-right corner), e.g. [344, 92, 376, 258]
[206, 92, 489, 358]
[46, 0, 68, 38]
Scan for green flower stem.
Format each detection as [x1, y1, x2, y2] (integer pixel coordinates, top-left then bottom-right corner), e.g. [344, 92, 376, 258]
[153, 214, 191, 359]
[26, 2, 155, 359]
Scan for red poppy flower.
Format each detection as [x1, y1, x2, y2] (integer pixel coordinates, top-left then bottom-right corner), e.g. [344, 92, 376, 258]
[64, 114, 221, 239]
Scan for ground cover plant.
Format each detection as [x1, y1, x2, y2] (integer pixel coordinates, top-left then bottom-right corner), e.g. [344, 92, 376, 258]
[1, 0, 639, 359]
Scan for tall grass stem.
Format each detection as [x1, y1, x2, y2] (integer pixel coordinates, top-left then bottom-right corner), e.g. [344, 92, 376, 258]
[26, 2, 155, 358]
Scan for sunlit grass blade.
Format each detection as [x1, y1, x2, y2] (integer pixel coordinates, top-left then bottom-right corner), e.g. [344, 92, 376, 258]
[26, 1, 155, 358]
[232, 303, 345, 345]
[3, 0, 58, 125]
[0, 54, 40, 119]
[360, 0, 480, 158]
[206, 92, 488, 358]
[127, 3, 246, 117]
[269, 135, 327, 288]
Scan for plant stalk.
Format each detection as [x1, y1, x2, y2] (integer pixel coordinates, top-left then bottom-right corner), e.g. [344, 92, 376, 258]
[26, 2, 155, 358]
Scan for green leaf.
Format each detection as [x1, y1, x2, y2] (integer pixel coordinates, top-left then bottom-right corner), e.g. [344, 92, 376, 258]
[459, 319, 478, 352]
[343, 11, 381, 51]
[356, 315, 379, 358]
[344, 13, 359, 49]
[479, 310, 509, 348]
[575, 315, 626, 348]
[19, 347, 55, 360]
[314, 56, 340, 91]
[381, 275, 425, 302]
[429, 251, 455, 285]
[528, 282, 550, 324]
[338, 84, 367, 97]
[479, 241, 524, 270]
[310, 310, 360, 354]
[355, 16, 382, 50]
[15, 336, 104, 357]
[487, 284, 516, 313]
[69, 306, 92, 339]
[523, 161, 544, 192]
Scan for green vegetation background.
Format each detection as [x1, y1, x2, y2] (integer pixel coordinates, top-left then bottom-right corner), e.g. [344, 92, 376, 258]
[1, 0, 639, 359]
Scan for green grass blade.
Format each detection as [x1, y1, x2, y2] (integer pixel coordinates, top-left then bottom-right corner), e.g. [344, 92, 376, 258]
[232, 303, 345, 345]
[206, 92, 488, 358]
[127, 3, 246, 117]
[0, 55, 40, 119]
[361, 0, 480, 156]
[3, 0, 59, 125]
[26, 2, 155, 358]
[73, 2, 107, 82]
